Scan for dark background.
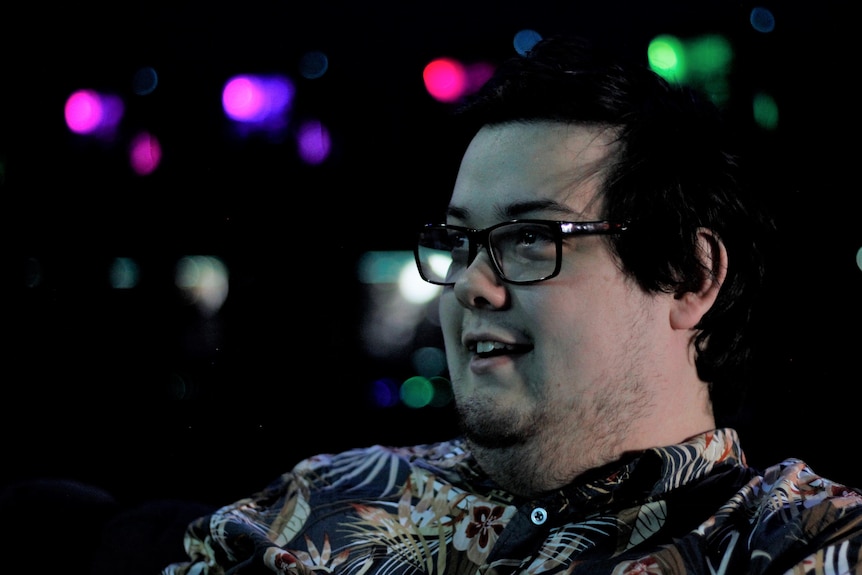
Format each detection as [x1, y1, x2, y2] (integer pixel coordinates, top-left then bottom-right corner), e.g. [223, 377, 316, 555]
[3, 0, 860, 511]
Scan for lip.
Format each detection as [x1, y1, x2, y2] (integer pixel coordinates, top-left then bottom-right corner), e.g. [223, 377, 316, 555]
[461, 330, 527, 351]
[462, 330, 532, 375]
[469, 353, 520, 375]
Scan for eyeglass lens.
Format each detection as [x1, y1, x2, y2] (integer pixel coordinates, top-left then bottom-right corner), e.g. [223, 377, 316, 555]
[416, 222, 560, 285]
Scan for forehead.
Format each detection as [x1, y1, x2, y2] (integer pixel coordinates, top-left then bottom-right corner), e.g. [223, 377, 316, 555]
[449, 122, 618, 222]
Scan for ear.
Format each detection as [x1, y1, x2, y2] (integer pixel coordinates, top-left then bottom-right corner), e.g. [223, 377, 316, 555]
[669, 228, 727, 330]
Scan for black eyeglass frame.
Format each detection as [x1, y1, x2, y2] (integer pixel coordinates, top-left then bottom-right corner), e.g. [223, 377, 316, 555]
[414, 219, 629, 286]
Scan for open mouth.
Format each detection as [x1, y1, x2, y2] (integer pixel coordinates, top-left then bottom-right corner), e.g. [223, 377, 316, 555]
[471, 341, 532, 358]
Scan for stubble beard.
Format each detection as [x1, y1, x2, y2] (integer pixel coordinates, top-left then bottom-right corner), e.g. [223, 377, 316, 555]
[456, 396, 552, 496]
[455, 380, 642, 497]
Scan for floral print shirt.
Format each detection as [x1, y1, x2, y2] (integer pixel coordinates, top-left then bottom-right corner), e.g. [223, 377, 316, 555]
[162, 428, 862, 574]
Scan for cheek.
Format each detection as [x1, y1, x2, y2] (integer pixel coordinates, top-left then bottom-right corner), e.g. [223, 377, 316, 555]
[533, 282, 630, 352]
[437, 292, 460, 337]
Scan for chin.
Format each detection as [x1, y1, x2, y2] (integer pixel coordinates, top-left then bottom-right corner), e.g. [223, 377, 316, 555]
[456, 399, 528, 449]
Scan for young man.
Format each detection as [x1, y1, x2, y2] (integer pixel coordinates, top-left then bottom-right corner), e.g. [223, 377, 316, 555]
[164, 35, 862, 574]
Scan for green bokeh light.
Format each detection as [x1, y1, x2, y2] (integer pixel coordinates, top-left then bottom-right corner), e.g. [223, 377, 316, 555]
[400, 376, 434, 408]
[753, 92, 779, 130]
[648, 34, 687, 83]
[687, 34, 732, 75]
[648, 33, 734, 106]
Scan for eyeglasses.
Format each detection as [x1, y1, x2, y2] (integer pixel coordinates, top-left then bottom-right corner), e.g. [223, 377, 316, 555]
[415, 219, 628, 286]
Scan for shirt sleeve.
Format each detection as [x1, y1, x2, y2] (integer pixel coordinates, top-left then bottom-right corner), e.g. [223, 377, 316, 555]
[161, 467, 315, 575]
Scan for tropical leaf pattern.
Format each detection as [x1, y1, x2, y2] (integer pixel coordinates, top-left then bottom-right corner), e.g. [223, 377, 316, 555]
[163, 430, 862, 574]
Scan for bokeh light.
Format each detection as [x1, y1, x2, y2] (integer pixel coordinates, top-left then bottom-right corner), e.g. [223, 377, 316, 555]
[513, 29, 542, 55]
[358, 251, 438, 360]
[65, 90, 102, 134]
[427, 376, 453, 408]
[175, 255, 229, 316]
[400, 376, 435, 408]
[132, 66, 159, 95]
[370, 377, 400, 408]
[64, 89, 125, 137]
[648, 34, 687, 83]
[686, 34, 732, 76]
[109, 257, 141, 289]
[296, 119, 331, 165]
[299, 50, 329, 79]
[465, 61, 495, 94]
[222, 74, 294, 129]
[753, 92, 779, 130]
[648, 33, 733, 104]
[398, 259, 440, 305]
[411, 346, 447, 377]
[129, 131, 162, 175]
[423, 57, 467, 103]
[750, 7, 776, 33]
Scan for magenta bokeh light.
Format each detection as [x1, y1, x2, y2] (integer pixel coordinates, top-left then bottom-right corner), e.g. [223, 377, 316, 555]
[296, 120, 331, 165]
[222, 74, 294, 125]
[422, 58, 467, 103]
[64, 89, 124, 136]
[129, 131, 162, 175]
[65, 90, 103, 134]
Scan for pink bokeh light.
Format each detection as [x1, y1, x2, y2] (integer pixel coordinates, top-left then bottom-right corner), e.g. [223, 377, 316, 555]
[222, 74, 294, 125]
[64, 89, 124, 136]
[129, 131, 162, 175]
[423, 58, 467, 103]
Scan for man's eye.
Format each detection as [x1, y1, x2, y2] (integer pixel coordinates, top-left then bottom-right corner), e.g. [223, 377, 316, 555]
[512, 226, 554, 246]
[450, 233, 468, 250]
[517, 230, 539, 245]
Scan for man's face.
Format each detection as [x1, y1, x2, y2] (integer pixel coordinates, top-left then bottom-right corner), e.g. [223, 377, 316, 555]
[439, 122, 682, 492]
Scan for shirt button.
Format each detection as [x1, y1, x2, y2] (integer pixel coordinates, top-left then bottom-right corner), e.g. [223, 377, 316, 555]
[531, 507, 547, 525]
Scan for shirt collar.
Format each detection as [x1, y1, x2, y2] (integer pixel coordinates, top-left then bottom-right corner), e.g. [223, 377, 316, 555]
[548, 428, 746, 516]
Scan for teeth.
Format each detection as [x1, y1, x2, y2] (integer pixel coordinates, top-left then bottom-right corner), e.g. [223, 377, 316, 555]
[476, 341, 510, 354]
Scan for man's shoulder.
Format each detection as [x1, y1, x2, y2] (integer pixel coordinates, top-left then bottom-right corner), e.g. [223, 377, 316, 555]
[751, 458, 862, 517]
[745, 458, 862, 567]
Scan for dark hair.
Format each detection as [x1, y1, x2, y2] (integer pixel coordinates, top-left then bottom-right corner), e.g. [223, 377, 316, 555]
[455, 34, 776, 422]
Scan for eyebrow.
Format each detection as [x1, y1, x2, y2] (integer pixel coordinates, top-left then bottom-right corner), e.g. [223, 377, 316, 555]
[446, 199, 583, 222]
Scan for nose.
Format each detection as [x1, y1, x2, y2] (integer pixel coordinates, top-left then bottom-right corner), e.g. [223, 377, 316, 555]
[452, 248, 509, 310]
